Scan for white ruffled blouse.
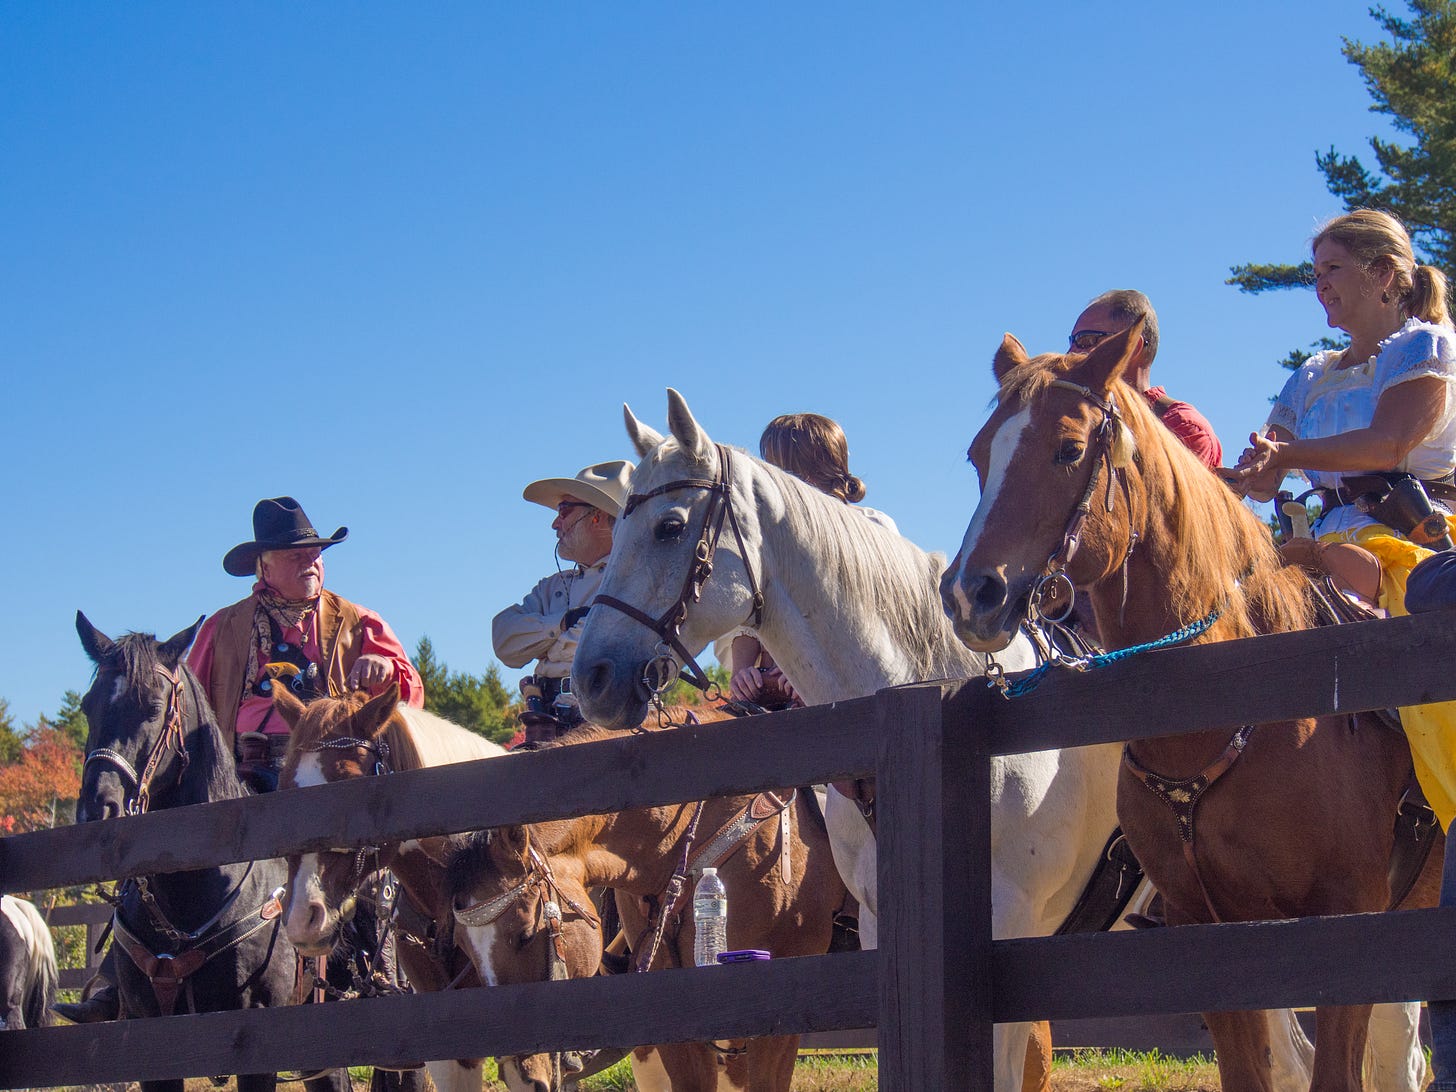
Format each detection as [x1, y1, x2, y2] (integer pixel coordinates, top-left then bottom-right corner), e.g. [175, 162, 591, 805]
[1265, 317, 1456, 535]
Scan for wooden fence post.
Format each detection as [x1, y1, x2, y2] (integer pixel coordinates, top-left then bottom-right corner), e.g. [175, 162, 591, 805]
[877, 680, 993, 1088]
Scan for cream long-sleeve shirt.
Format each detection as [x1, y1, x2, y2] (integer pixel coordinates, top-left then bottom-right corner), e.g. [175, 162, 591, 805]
[491, 560, 608, 679]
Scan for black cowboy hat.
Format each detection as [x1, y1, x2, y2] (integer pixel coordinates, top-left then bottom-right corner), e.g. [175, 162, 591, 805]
[222, 497, 349, 577]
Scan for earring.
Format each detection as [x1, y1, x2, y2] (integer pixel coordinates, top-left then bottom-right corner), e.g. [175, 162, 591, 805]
[1382, 291, 1391, 304]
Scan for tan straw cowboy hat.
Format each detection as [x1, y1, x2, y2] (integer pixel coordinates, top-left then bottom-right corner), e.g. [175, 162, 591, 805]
[523, 460, 635, 518]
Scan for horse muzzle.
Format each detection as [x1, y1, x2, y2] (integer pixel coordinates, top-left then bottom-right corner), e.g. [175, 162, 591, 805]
[573, 657, 650, 731]
[939, 562, 1024, 653]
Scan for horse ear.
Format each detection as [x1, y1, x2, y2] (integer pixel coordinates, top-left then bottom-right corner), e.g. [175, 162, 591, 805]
[992, 334, 1031, 383]
[624, 403, 664, 458]
[665, 388, 712, 463]
[76, 611, 116, 664]
[361, 682, 402, 738]
[1083, 321, 1144, 396]
[502, 824, 530, 862]
[271, 685, 307, 728]
[158, 615, 205, 669]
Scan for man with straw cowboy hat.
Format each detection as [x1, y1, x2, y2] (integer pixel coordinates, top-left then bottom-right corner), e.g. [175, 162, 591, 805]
[493, 459, 633, 742]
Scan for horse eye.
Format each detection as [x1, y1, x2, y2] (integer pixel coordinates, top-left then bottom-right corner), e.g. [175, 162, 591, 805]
[1055, 440, 1085, 466]
[655, 518, 685, 542]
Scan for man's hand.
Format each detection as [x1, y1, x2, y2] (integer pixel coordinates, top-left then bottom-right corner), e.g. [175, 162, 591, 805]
[347, 653, 394, 691]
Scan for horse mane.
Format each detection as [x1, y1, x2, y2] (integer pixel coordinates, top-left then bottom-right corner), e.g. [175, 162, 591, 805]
[2, 896, 58, 1029]
[748, 454, 984, 680]
[1003, 352, 1313, 638]
[181, 667, 249, 803]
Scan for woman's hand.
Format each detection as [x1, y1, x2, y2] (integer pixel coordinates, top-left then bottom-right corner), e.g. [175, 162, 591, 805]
[1228, 430, 1288, 501]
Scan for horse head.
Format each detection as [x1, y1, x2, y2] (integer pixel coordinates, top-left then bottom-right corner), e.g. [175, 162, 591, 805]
[575, 388, 763, 729]
[445, 826, 602, 1092]
[272, 683, 403, 956]
[939, 328, 1146, 651]
[74, 610, 210, 822]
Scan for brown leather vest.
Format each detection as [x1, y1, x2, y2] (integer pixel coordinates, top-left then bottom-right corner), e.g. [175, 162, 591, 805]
[200, 589, 364, 750]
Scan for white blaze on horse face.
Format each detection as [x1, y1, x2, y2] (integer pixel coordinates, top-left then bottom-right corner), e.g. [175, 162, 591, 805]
[290, 753, 329, 789]
[110, 676, 127, 705]
[283, 855, 328, 942]
[947, 404, 1034, 616]
[457, 922, 503, 988]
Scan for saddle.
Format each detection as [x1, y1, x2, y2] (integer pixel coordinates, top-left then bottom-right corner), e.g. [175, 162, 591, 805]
[1275, 548, 1439, 909]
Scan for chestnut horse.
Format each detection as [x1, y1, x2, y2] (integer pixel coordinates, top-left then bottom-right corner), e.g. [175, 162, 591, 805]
[941, 326, 1427, 1092]
[444, 716, 849, 1092]
[272, 684, 504, 1092]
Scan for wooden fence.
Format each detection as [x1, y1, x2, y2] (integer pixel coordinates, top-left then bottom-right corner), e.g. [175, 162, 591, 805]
[4, 610, 1456, 1088]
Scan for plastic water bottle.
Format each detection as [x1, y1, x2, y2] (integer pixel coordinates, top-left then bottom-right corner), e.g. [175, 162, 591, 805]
[693, 867, 727, 967]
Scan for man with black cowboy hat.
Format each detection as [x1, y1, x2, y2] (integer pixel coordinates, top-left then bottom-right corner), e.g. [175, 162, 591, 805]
[493, 460, 633, 743]
[190, 496, 424, 782]
[54, 497, 426, 1026]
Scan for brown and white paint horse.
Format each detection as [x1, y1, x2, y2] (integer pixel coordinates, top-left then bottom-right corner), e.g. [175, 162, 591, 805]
[942, 326, 1430, 1092]
[272, 684, 504, 1092]
[445, 716, 849, 1092]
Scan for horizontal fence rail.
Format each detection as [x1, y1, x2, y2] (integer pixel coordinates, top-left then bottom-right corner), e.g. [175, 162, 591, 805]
[4, 609, 1456, 1089]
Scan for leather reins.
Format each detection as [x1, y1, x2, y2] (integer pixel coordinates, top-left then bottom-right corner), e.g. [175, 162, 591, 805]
[1023, 379, 1136, 626]
[594, 443, 764, 700]
[1032, 379, 1249, 924]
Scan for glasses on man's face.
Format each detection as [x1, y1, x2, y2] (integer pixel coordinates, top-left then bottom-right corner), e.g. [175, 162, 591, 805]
[1068, 329, 1111, 352]
[556, 501, 591, 520]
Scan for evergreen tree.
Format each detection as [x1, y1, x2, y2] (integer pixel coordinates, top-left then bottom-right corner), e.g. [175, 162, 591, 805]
[35, 690, 89, 751]
[0, 699, 23, 765]
[414, 636, 520, 745]
[1227, 1, 1456, 366]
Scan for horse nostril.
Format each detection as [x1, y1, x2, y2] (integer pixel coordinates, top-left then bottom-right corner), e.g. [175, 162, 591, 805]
[972, 573, 1008, 615]
[577, 659, 614, 702]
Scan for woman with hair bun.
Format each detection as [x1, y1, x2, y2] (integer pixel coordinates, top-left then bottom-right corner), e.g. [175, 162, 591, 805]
[1230, 208, 1456, 1090]
[725, 413, 897, 705]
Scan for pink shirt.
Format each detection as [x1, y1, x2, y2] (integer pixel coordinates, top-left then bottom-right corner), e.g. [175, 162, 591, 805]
[1145, 386, 1224, 469]
[189, 590, 424, 736]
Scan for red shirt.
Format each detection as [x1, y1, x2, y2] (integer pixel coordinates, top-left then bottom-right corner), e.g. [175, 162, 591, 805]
[189, 588, 424, 736]
[1145, 386, 1223, 469]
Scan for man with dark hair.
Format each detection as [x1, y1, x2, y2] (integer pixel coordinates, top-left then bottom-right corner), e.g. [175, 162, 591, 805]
[1068, 289, 1224, 468]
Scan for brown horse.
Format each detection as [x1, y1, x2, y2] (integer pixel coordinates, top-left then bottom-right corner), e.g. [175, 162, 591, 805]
[271, 684, 503, 1092]
[940, 325, 1424, 1092]
[444, 715, 849, 1092]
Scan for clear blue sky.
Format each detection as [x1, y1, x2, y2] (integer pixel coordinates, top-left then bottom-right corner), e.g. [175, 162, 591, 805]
[0, 2, 1405, 727]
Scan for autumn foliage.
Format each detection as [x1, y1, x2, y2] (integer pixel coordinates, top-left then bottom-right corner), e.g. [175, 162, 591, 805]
[0, 726, 82, 834]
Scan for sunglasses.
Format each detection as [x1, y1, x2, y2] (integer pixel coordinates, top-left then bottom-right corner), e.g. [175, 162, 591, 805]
[1068, 329, 1112, 352]
[556, 501, 592, 518]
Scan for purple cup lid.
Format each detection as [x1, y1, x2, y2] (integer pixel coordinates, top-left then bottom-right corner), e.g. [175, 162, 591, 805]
[717, 949, 771, 963]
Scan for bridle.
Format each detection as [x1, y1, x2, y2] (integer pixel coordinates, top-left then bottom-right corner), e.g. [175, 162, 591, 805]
[1021, 379, 1136, 627]
[452, 846, 602, 1091]
[82, 665, 190, 816]
[300, 735, 394, 925]
[594, 442, 764, 700]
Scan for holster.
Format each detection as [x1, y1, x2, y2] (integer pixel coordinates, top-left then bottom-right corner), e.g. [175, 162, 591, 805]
[1344, 473, 1455, 551]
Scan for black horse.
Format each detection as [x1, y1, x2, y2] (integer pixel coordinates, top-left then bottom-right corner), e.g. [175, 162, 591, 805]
[75, 611, 350, 1092]
[0, 895, 58, 1031]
